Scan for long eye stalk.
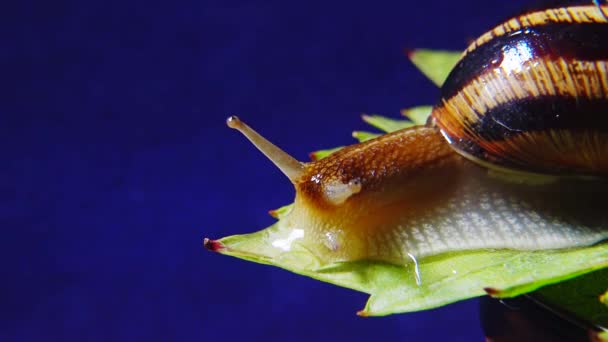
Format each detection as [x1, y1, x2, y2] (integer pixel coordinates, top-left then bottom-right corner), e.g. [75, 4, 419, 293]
[226, 116, 305, 182]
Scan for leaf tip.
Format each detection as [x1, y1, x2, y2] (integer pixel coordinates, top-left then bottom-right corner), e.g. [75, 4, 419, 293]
[308, 151, 319, 161]
[484, 287, 502, 297]
[204, 238, 226, 252]
[599, 290, 608, 306]
[356, 309, 370, 317]
[590, 329, 608, 342]
[404, 48, 415, 60]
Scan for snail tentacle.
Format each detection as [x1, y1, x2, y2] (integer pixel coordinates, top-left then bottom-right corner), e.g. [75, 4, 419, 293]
[227, 115, 305, 182]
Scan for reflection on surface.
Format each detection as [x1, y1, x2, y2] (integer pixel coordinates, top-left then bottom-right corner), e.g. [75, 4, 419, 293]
[271, 228, 304, 251]
[500, 40, 534, 74]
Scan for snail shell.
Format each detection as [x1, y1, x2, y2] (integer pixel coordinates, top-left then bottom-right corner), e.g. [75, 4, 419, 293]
[218, 1, 608, 266]
[433, 0, 608, 175]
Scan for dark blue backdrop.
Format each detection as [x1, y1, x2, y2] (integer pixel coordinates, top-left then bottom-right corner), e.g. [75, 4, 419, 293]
[4, 0, 533, 340]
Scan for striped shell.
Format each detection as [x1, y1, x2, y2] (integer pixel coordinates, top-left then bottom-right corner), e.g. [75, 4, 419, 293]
[432, 1, 608, 175]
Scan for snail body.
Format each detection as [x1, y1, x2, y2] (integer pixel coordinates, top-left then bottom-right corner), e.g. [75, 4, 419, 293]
[220, 1, 608, 265]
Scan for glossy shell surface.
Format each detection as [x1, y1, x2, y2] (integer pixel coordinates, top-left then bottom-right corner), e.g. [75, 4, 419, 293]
[432, 2, 608, 175]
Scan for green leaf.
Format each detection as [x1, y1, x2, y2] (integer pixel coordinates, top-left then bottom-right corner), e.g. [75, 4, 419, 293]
[352, 131, 380, 142]
[309, 146, 344, 161]
[268, 204, 293, 219]
[361, 114, 416, 133]
[310, 113, 422, 160]
[208, 220, 608, 316]
[408, 49, 462, 86]
[401, 106, 433, 125]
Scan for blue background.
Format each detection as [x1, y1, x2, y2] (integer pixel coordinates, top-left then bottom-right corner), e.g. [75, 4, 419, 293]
[4, 0, 533, 340]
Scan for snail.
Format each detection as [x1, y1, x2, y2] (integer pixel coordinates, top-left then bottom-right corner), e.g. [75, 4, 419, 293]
[208, 0, 608, 266]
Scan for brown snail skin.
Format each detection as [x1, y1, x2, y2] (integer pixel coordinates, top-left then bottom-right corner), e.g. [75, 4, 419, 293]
[220, 1, 608, 266]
